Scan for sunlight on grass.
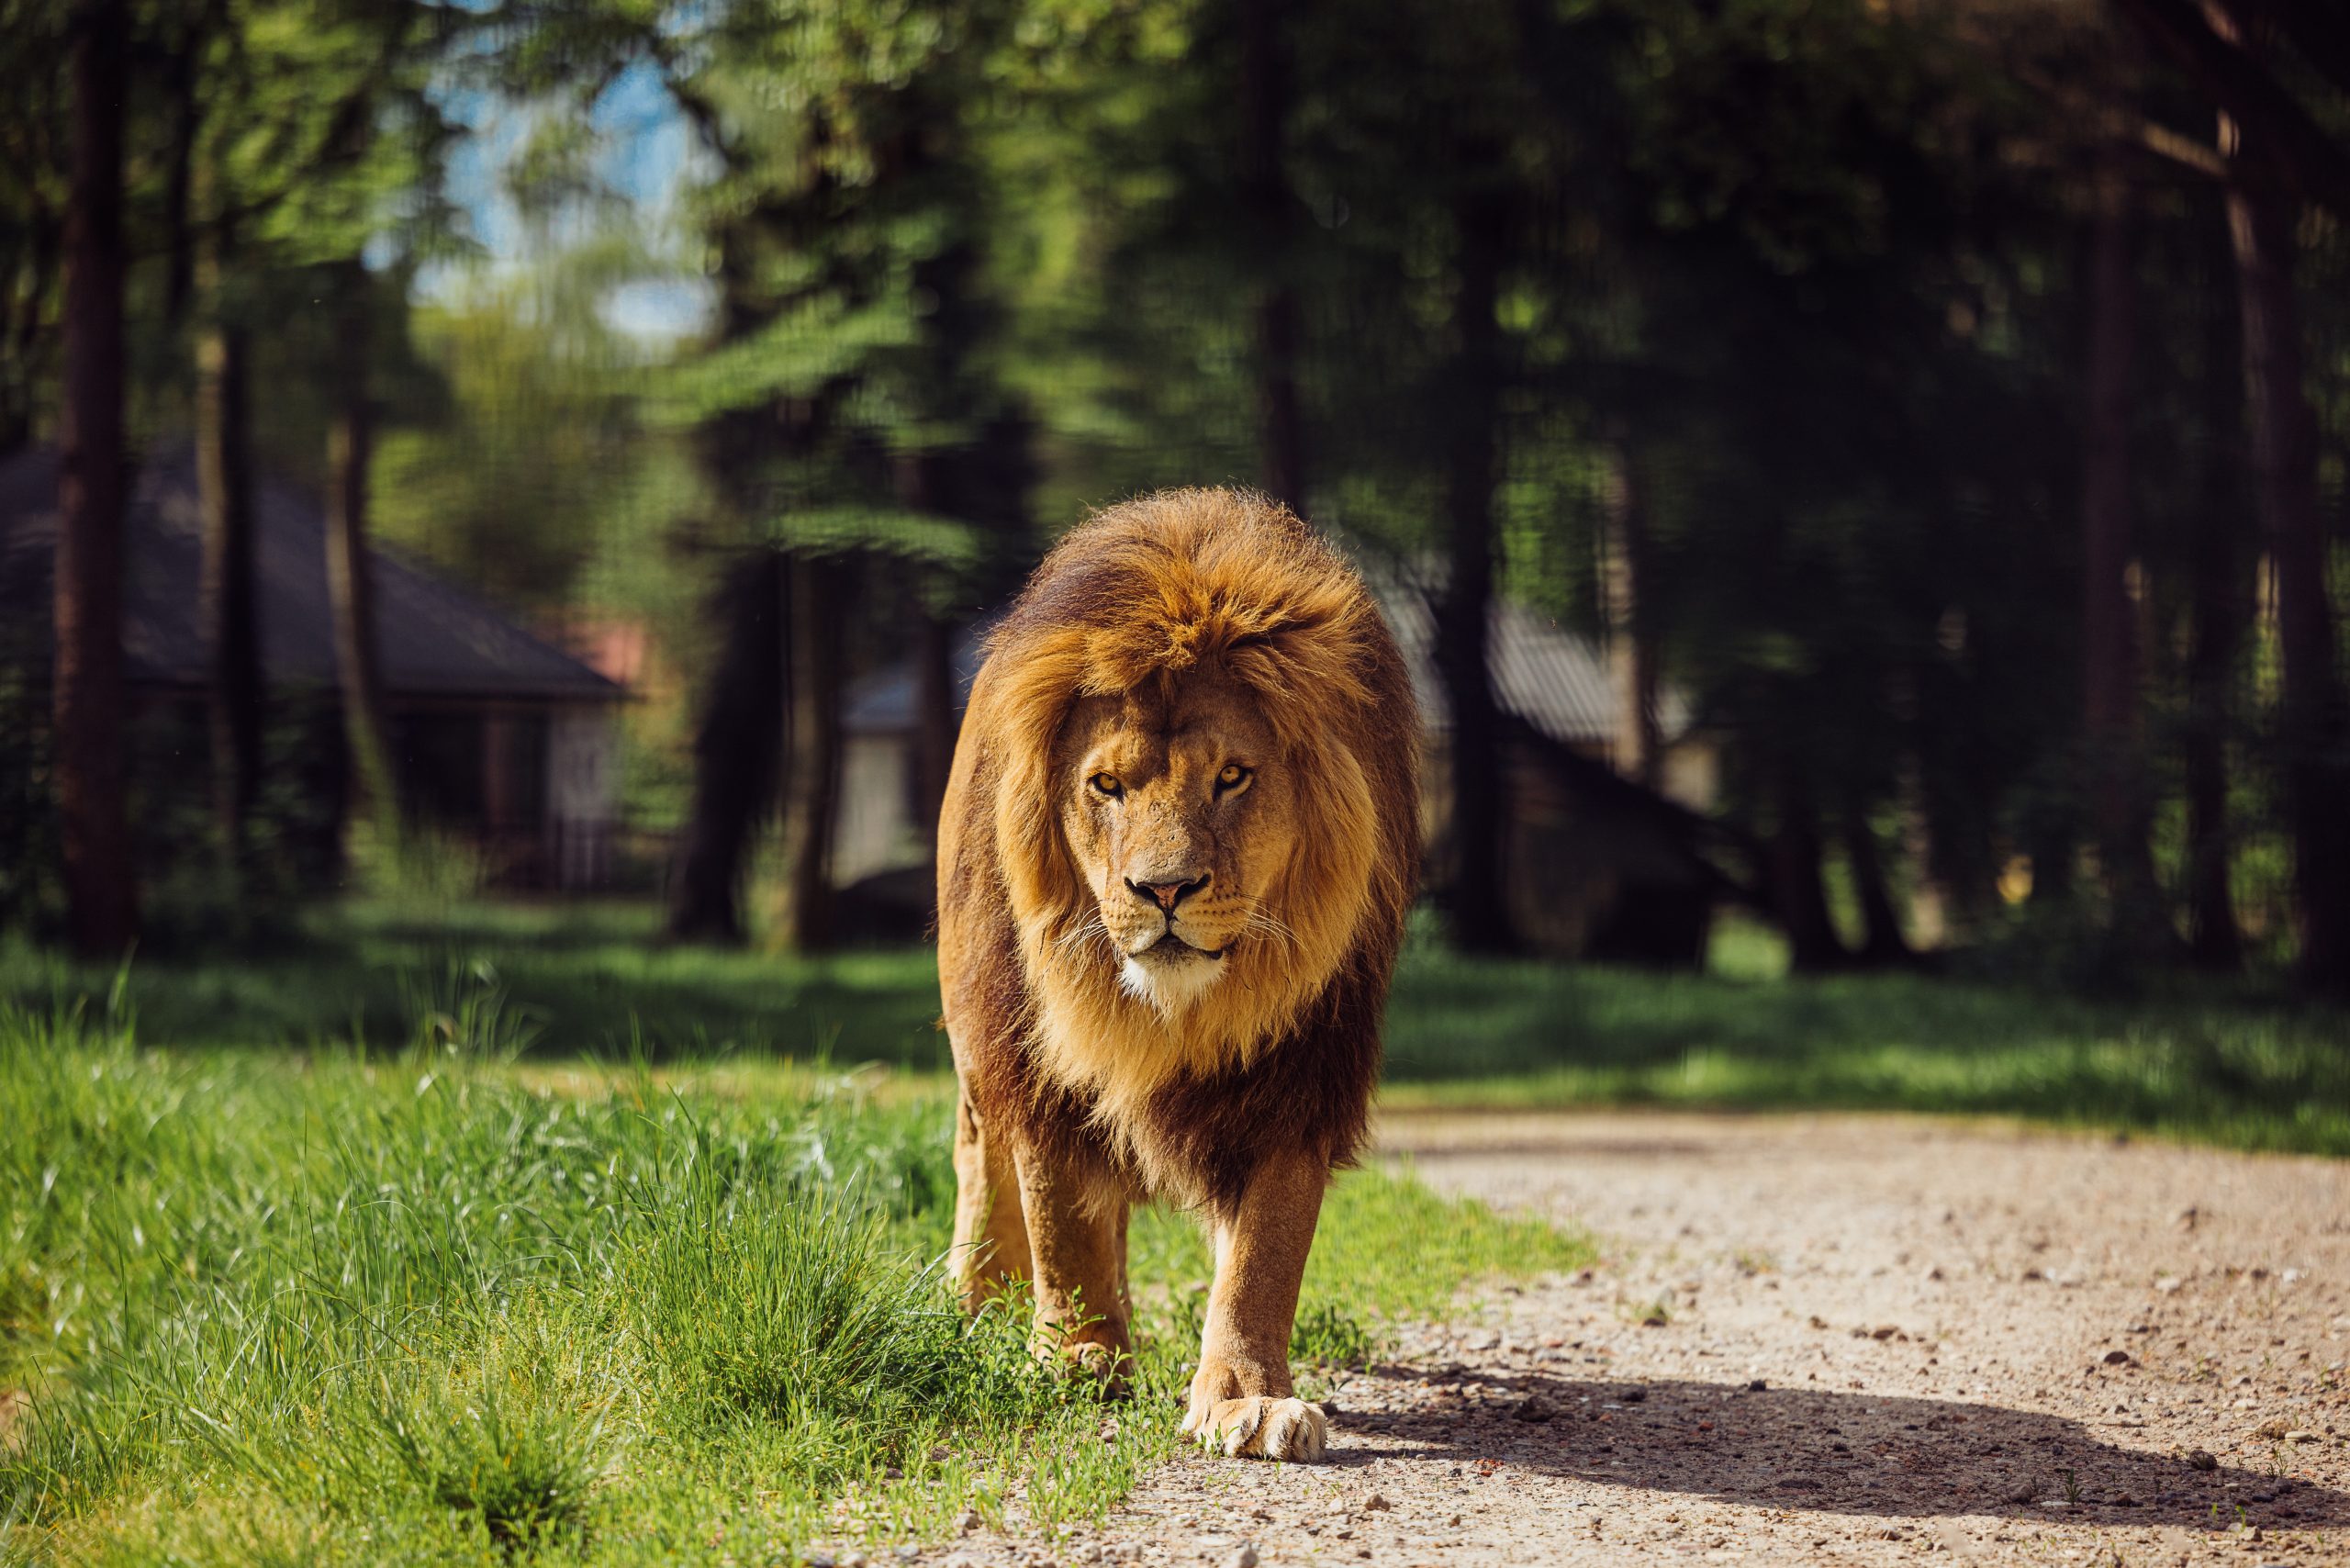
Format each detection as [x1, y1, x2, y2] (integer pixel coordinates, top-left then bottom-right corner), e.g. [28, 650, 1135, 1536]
[10, 897, 2348, 1157]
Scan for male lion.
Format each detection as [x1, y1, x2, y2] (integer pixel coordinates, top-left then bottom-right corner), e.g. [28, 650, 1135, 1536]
[936, 487, 1419, 1463]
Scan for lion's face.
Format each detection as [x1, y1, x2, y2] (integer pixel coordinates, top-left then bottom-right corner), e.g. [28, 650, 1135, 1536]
[1054, 671, 1298, 1016]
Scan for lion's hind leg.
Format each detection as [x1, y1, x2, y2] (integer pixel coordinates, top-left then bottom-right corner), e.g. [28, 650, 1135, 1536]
[951, 1080, 1032, 1312]
[1012, 1143, 1135, 1389]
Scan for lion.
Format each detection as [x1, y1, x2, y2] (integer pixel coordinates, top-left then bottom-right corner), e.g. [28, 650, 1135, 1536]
[936, 487, 1419, 1463]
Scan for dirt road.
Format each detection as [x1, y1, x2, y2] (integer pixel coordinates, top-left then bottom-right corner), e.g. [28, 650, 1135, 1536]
[1037, 1112, 2350, 1566]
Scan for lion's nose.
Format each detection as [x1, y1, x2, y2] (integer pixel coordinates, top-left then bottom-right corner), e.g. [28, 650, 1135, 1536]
[1126, 873, 1209, 913]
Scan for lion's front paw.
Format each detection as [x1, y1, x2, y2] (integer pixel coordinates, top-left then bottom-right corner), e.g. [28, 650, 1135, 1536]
[1183, 1395, 1328, 1462]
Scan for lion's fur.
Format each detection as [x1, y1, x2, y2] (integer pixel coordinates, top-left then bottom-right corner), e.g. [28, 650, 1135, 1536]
[938, 488, 1419, 1213]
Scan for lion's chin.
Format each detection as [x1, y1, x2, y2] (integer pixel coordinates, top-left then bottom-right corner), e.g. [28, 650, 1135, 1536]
[1118, 941, 1228, 1018]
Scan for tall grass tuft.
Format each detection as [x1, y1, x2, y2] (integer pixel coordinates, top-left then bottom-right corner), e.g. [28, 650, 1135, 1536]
[640, 1130, 962, 1435]
[323, 1348, 608, 1550]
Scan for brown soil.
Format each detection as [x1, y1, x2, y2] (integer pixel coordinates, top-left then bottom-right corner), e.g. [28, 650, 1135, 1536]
[977, 1111, 2350, 1567]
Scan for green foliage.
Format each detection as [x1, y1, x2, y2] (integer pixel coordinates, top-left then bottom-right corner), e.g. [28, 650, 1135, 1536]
[0, 676, 348, 951]
[0, 648, 60, 937]
[345, 819, 493, 909]
[374, 275, 670, 611]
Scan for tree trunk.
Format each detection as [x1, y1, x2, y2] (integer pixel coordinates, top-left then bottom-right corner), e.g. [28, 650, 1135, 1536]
[1238, 0, 1304, 512]
[1896, 762, 1950, 948]
[912, 610, 956, 845]
[53, 0, 137, 957]
[2225, 150, 2350, 991]
[2185, 190, 2246, 972]
[889, 447, 961, 848]
[668, 551, 787, 945]
[1915, 752, 1999, 934]
[1600, 422, 1661, 789]
[1841, 801, 1911, 966]
[1433, 171, 1515, 955]
[324, 261, 398, 834]
[2076, 163, 2166, 941]
[197, 232, 263, 864]
[1769, 765, 1846, 974]
[778, 553, 846, 952]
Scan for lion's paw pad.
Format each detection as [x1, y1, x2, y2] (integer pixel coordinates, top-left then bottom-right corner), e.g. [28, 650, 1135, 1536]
[1193, 1396, 1327, 1462]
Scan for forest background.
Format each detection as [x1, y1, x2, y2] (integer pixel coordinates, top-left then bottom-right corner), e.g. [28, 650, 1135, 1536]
[7, 0, 2350, 1002]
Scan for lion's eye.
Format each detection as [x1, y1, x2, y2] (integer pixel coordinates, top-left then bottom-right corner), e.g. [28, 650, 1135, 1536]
[1214, 763, 1252, 794]
[1090, 772, 1124, 799]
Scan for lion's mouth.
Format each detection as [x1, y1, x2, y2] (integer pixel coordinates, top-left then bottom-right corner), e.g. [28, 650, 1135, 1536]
[1136, 931, 1225, 962]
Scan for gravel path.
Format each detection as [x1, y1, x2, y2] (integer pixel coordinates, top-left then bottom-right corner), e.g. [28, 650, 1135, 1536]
[984, 1111, 2350, 1567]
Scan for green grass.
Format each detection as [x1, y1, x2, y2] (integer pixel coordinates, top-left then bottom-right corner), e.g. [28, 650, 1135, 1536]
[1377, 944, 2350, 1154]
[0, 899, 948, 1068]
[0, 995, 1587, 1568]
[4, 897, 2343, 1156]
[4, 896, 2338, 1561]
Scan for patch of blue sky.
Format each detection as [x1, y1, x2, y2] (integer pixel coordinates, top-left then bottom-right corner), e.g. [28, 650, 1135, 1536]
[420, 53, 714, 343]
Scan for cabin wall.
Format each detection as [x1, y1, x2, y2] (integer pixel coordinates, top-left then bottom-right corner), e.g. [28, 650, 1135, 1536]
[834, 732, 923, 884]
[546, 706, 617, 890]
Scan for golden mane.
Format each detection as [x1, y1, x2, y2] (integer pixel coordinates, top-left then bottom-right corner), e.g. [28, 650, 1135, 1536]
[952, 489, 1419, 1145]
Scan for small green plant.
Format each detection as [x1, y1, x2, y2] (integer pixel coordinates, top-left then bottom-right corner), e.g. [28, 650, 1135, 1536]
[2056, 1465, 2082, 1506]
[1289, 1302, 1379, 1372]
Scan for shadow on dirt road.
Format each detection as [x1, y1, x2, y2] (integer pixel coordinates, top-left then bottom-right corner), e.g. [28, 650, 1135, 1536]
[1326, 1368, 2347, 1530]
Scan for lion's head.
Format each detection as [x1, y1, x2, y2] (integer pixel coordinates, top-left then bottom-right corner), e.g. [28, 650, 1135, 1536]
[1055, 665, 1297, 1016]
[950, 488, 1419, 1111]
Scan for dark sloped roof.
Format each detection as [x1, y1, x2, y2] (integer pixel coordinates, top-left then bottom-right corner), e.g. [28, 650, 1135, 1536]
[1374, 577, 1692, 747]
[0, 446, 621, 702]
[841, 582, 1690, 746]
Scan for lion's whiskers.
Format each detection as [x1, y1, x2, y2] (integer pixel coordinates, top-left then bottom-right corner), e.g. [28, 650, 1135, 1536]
[1052, 913, 1112, 958]
[1240, 910, 1301, 952]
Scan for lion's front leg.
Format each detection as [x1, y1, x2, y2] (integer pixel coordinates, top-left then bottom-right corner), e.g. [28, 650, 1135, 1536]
[1013, 1143, 1133, 1387]
[1182, 1146, 1329, 1462]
